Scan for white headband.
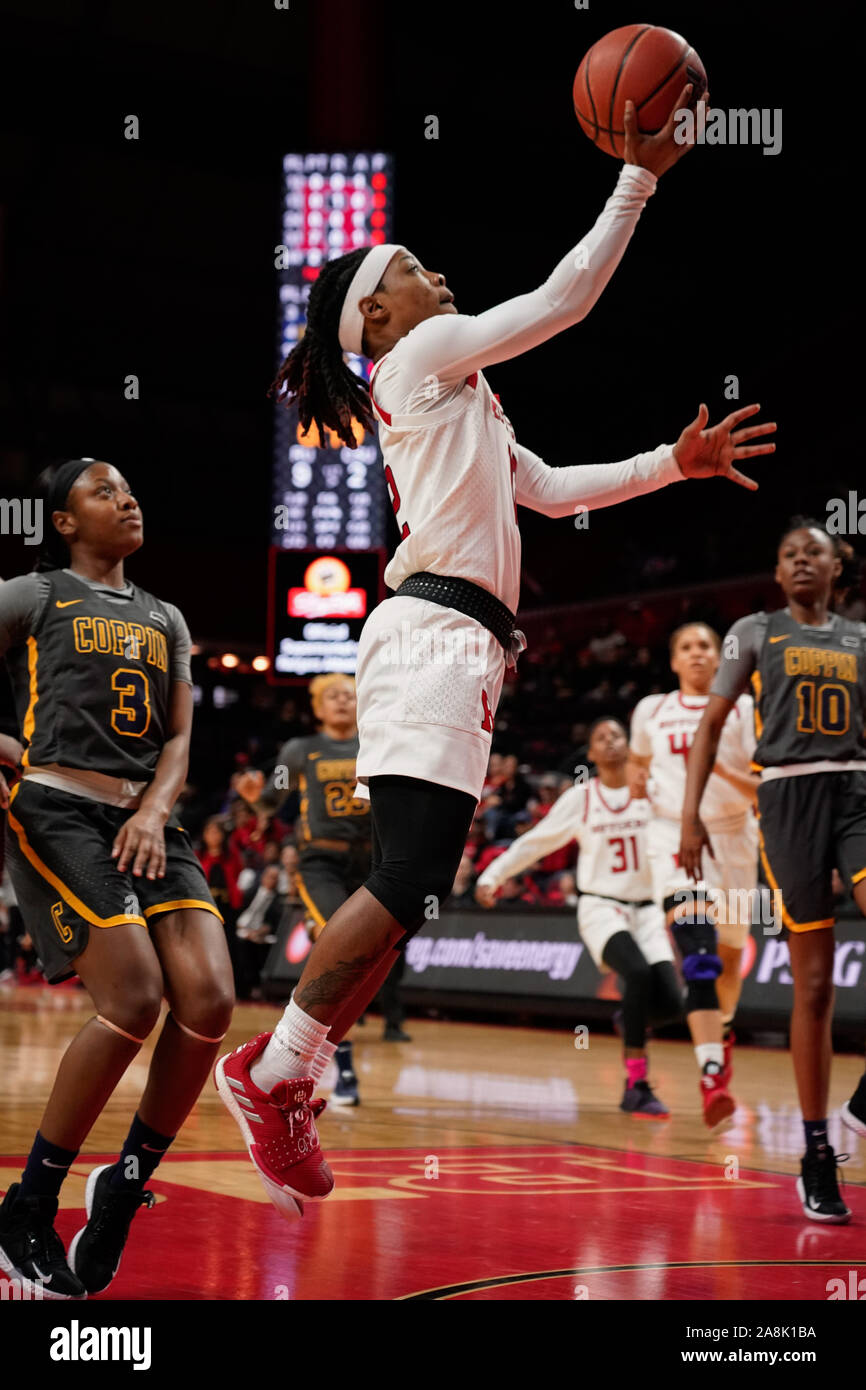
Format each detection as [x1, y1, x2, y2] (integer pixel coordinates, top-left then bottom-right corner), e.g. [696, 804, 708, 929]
[337, 243, 407, 356]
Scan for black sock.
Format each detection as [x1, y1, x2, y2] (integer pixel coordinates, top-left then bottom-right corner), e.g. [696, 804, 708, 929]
[803, 1118, 829, 1153]
[19, 1131, 79, 1201]
[335, 1040, 354, 1071]
[110, 1113, 175, 1191]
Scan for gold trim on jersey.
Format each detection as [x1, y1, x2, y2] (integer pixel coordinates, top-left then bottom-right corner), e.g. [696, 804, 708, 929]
[21, 637, 39, 770]
[852, 866, 866, 886]
[6, 784, 148, 930]
[750, 669, 763, 743]
[294, 871, 327, 929]
[143, 898, 224, 923]
[757, 821, 833, 933]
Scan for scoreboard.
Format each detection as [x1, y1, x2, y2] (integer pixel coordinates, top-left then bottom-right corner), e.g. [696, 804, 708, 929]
[269, 151, 393, 681]
[272, 150, 393, 554]
[267, 548, 385, 679]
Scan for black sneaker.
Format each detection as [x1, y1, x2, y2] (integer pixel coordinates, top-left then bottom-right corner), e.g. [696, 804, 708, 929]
[330, 1043, 360, 1107]
[620, 1079, 670, 1119]
[796, 1145, 851, 1224]
[0, 1184, 86, 1299]
[841, 1073, 866, 1140]
[68, 1164, 155, 1294]
[383, 1025, 412, 1043]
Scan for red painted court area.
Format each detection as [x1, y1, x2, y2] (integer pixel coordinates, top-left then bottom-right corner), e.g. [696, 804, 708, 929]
[30, 1144, 866, 1301]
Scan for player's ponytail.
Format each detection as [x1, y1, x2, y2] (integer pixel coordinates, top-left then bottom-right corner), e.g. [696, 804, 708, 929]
[269, 249, 377, 450]
[32, 459, 95, 572]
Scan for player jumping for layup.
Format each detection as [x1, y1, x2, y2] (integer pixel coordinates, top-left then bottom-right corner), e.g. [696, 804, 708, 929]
[216, 89, 777, 1219]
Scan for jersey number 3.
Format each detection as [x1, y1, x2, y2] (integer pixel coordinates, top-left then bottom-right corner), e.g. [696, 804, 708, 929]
[110, 668, 152, 737]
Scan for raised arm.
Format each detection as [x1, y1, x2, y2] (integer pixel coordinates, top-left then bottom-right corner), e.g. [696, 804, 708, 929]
[515, 402, 777, 519]
[396, 164, 660, 388]
[475, 785, 584, 905]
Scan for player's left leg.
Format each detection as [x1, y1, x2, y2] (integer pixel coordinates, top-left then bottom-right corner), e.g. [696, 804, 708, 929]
[664, 889, 733, 1128]
[580, 898, 669, 1118]
[214, 775, 476, 1220]
[69, 892, 233, 1293]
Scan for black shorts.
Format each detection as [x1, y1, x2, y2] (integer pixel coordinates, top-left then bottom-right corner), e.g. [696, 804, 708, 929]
[5, 780, 222, 982]
[294, 843, 372, 929]
[757, 770, 866, 933]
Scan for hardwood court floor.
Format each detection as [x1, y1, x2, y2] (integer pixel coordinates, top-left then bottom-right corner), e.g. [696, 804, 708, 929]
[2, 982, 865, 1300]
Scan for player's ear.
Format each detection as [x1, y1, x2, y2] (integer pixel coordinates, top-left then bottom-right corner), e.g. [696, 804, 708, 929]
[53, 509, 75, 541]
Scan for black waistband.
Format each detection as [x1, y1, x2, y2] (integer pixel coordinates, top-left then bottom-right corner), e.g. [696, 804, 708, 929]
[579, 892, 655, 909]
[393, 573, 517, 652]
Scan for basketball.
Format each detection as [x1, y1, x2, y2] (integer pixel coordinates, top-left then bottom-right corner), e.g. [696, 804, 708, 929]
[574, 24, 707, 158]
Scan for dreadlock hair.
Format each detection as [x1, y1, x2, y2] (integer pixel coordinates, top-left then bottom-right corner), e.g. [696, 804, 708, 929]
[778, 515, 862, 611]
[270, 249, 379, 449]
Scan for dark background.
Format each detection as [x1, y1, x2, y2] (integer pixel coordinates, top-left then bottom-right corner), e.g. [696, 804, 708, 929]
[0, 0, 861, 643]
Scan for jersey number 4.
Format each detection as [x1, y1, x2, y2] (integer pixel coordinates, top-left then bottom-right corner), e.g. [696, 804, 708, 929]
[110, 668, 151, 737]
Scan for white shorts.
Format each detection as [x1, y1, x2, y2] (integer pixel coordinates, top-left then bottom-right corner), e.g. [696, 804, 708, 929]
[354, 596, 506, 802]
[646, 815, 760, 949]
[577, 895, 673, 973]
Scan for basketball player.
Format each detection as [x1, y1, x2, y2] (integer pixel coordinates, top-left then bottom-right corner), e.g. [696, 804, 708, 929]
[681, 519, 866, 1222]
[476, 718, 681, 1117]
[236, 673, 373, 1106]
[0, 459, 233, 1297]
[628, 624, 759, 1127]
[215, 87, 777, 1220]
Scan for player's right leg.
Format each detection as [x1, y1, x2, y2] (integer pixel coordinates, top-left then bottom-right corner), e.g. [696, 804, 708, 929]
[647, 815, 733, 1127]
[215, 775, 476, 1220]
[1, 782, 167, 1296]
[295, 852, 362, 1106]
[759, 775, 850, 1222]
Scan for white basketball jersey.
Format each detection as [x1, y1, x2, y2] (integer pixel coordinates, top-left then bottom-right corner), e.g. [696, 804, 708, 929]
[370, 353, 522, 614]
[630, 689, 755, 829]
[573, 780, 654, 901]
[475, 779, 653, 903]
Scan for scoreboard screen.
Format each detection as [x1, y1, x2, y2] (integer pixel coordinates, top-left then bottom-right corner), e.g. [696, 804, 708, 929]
[272, 151, 393, 553]
[267, 548, 385, 680]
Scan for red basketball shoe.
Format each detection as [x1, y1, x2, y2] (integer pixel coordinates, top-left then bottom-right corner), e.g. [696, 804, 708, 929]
[701, 1067, 736, 1129]
[214, 1032, 334, 1220]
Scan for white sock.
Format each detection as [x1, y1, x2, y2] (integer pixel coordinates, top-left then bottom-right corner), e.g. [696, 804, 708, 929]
[696, 1043, 724, 1072]
[250, 995, 331, 1092]
[308, 1040, 338, 1085]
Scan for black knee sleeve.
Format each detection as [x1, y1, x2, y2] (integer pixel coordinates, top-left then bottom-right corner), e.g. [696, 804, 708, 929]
[668, 889, 721, 1012]
[364, 776, 477, 938]
[648, 960, 684, 1028]
[601, 929, 653, 1049]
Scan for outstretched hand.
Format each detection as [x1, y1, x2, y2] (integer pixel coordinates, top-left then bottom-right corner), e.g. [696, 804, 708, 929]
[624, 82, 708, 178]
[673, 403, 777, 491]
